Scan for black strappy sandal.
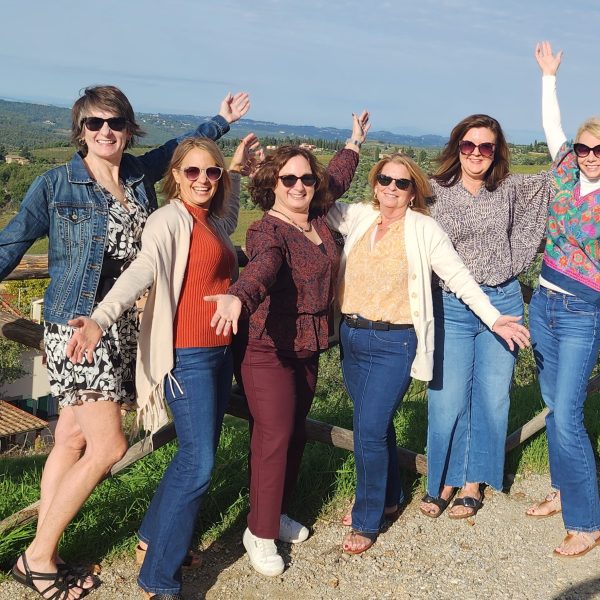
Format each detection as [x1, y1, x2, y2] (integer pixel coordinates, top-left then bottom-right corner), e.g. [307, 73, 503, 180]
[57, 562, 101, 595]
[12, 552, 78, 599]
[419, 493, 452, 518]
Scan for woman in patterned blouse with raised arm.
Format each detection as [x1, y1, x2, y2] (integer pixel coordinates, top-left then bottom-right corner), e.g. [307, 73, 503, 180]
[420, 114, 553, 519]
[205, 112, 369, 577]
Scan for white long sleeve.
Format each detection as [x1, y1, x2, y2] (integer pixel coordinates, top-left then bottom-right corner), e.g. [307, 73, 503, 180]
[542, 75, 567, 160]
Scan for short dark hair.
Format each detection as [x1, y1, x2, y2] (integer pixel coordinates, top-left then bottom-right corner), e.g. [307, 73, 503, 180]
[249, 146, 330, 215]
[433, 114, 509, 192]
[71, 85, 145, 155]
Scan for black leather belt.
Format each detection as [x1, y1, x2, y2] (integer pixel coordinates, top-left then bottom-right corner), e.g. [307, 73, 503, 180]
[343, 314, 413, 331]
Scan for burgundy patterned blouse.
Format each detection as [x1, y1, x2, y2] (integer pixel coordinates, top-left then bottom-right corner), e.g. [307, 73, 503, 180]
[228, 148, 359, 352]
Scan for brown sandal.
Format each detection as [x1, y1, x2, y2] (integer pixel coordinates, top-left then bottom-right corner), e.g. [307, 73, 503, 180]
[553, 531, 600, 558]
[136, 544, 202, 568]
[525, 490, 561, 519]
[342, 530, 377, 555]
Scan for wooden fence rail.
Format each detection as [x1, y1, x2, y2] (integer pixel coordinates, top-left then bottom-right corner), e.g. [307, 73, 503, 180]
[0, 253, 589, 536]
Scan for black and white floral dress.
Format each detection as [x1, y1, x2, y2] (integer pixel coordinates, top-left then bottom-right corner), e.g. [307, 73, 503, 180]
[44, 185, 148, 408]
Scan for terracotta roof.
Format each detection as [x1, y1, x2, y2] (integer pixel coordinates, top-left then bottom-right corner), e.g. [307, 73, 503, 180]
[0, 400, 48, 436]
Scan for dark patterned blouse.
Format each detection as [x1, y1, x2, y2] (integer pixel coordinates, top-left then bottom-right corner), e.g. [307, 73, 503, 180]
[228, 148, 358, 352]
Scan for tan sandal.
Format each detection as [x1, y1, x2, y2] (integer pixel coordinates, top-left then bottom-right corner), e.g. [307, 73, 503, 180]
[525, 490, 561, 519]
[553, 531, 600, 558]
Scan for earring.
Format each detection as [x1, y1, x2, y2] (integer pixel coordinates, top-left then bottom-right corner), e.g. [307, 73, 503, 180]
[409, 198, 414, 208]
[175, 182, 180, 198]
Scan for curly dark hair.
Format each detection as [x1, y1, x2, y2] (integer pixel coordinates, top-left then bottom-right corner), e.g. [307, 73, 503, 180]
[433, 114, 509, 192]
[249, 146, 330, 215]
[71, 85, 145, 156]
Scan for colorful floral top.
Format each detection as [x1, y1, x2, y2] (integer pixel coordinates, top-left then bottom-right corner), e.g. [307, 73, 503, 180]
[541, 142, 600, 305]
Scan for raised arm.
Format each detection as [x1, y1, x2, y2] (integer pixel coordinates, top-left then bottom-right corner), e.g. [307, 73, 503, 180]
[140, 91, 251, 185]
[327, 111, 371, 201]
[535, 41, 566, 159]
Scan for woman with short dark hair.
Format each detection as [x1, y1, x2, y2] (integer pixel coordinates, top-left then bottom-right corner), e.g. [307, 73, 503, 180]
[2, 84, 249, 599]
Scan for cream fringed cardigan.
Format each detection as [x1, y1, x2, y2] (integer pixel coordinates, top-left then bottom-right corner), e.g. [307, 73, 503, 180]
[91, 175, 240, 436]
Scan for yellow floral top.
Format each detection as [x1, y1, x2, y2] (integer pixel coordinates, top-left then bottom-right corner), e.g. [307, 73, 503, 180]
[339, 216, 412, 324]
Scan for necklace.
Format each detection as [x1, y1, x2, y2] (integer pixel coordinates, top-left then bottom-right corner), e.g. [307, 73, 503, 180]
[270, 208, 312, 233]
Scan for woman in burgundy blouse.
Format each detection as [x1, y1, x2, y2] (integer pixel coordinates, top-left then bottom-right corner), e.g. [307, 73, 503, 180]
[206, 112, 369, 576]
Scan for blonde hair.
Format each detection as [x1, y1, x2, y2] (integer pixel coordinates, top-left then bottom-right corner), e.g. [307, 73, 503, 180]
[368, 154, 431, 216]
[576, 117, 600, 143]
[162, 137, 230, 217]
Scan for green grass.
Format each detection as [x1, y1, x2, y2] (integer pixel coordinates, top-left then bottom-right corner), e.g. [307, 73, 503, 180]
[3, 345, 599, 578]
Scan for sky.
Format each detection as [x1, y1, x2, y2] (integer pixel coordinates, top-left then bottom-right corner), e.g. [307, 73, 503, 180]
[2, 1, 599, 143]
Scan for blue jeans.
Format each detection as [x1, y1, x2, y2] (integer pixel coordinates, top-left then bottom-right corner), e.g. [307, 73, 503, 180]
[529, 286, 600, 532]
[137, 346, 232, 595]
[427, 279, 522, 495]
[340, 321, 416, 534]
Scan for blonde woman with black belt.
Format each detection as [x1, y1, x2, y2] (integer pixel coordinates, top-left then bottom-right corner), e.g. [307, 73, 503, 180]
[326, 153, 530, 555]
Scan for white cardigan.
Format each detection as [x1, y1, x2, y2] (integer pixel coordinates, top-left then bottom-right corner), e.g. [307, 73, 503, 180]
[91, 175, 240, 435]
[327, 201, 501, 382]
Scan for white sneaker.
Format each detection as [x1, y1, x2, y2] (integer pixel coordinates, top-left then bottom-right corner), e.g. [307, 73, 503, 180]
[278, 514, 309, 544]
[242, 527, 285, 576]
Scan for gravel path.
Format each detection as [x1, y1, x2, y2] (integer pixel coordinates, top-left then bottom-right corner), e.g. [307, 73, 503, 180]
[2, 474, 599, 600]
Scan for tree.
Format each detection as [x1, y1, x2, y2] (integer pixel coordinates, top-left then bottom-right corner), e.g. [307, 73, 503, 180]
[0, 338, 26, 385]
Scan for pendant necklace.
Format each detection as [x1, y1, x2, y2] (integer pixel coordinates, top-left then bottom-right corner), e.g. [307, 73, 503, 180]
[270, 207, 312, 233]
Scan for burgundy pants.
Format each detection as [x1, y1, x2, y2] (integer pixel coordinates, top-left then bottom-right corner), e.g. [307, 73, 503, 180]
[241, 341, 318, 539]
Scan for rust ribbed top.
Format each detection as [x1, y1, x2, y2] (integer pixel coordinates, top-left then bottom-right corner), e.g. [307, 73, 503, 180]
[173, 202, 233, 348]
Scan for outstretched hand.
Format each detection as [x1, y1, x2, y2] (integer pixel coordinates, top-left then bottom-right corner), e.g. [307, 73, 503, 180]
[535, 41, 563, 76]
[492, 315, 530, 352]
[219, 92, 250, 124]
[66, 316, 103, 364]
[229, 133, 264, 177]
[352, 110, 371, 144]
[204, 294, 242, 335]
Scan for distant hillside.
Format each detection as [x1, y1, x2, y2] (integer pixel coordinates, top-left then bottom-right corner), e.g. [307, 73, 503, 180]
[0, 99, 447, 150]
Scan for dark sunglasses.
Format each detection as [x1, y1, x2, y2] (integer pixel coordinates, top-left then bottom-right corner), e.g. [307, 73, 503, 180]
[573, 143, 600, 159]
[278, 174, 317, 188]
[82, 117, 129, 132]
[376, 173, 413, 190]
[458, 140, 496, 158]
[179, 166, 224, 182]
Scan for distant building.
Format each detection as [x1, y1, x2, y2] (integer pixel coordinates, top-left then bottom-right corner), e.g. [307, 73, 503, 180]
[299, 143, 317, 151]
[5, 154, 30, 165]
[0, 399, 49, 452]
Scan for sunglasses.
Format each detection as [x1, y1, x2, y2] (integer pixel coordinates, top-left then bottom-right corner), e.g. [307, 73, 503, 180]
[82, 117, 129, 132]
[178, 166, 224, 182]
[278, 174, 317, 188]
[573, 143, 600, 159]
[376, 173, 413, 190]
[458, 140, 496, 158]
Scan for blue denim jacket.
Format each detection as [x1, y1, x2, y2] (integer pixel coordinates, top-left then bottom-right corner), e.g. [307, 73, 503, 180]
[0, 115, 230, 324]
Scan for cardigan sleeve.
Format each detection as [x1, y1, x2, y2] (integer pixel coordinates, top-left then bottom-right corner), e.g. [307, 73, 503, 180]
[217, 172, 241, 236]
[427, 220, 501, 330]
[227, 221, 284, 316]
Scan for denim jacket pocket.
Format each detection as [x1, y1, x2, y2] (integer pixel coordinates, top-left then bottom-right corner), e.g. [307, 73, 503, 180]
[56, 204, 93, 241]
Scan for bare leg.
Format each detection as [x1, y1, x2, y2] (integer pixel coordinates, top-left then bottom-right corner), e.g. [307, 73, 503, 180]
[36, 407, 87, 562]
[16, 401, 127, 598]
